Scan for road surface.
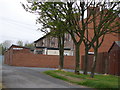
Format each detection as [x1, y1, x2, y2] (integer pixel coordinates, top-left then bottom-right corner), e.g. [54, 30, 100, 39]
[2, 65, 91, 89]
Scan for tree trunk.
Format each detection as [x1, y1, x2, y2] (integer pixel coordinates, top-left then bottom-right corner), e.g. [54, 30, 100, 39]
[58, 34, 64, 70]
[75, 44, 80, 74]
[90, 48, 98, 78]
[83, 48, 89, 75]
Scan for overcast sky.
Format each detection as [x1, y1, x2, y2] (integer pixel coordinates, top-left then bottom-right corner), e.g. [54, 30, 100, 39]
[0, 0, 43, 44]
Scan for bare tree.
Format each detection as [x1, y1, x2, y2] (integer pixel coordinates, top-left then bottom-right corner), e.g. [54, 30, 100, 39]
[22, 0, 120, 76]
[2, 40, 12, 49]
[17, 40, 24, 46]
[22, 2, 66, 70]
[22, 1, 87, 74]
[83, 1, 120, 78]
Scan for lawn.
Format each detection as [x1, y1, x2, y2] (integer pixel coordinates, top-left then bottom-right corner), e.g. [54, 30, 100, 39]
[44, 70, 119, 89]
[0, 83, 2, 89]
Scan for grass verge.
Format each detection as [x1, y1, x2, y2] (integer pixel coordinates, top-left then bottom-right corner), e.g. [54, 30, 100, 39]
[44, 70, 119, 89]
[0, 83, 2, 89]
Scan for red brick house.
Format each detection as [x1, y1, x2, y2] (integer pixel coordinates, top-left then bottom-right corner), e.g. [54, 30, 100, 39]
[79, 8, 120, 60]
[79, 8, 120, 75]
[4, 44, 75, 69]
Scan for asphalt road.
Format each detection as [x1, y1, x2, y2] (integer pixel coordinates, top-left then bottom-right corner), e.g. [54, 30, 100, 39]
[2, 65, 91, 89]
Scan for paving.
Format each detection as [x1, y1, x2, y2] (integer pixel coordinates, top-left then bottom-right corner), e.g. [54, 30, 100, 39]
[2, 65, 93, 89]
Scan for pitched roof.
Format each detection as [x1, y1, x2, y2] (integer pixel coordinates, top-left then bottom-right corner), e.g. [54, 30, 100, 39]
[8, 44, 30, 50]
[115, 41, 120, 47]
[108, 41, 120, 52]
[34, 33, 50, 43]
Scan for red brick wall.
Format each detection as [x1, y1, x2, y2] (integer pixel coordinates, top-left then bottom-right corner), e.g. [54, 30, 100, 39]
[4, 51, 8, 64]
[11, 53, 75, 69]
[4, 45, 31, 65]
[4, 46, 75, 69]
[4, 48, 13, 65]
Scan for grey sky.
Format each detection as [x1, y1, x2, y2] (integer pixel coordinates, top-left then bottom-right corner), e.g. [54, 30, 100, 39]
[0, 0, 43, 44]
[0, 0, 119, 44]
